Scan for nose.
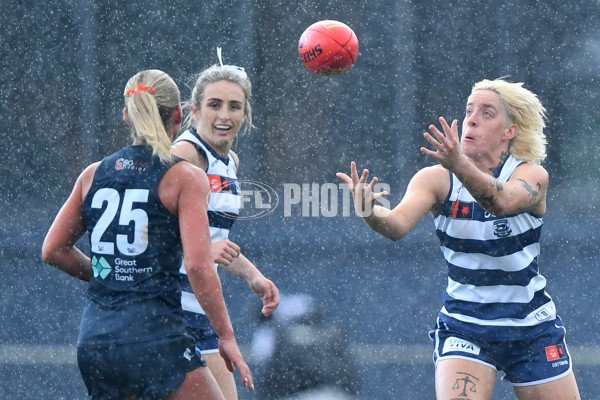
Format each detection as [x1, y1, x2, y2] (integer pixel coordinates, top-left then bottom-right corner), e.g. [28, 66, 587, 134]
[465, 112, 477, 127]
[214, 104, 233, 120]
[217, 108, 230, 120]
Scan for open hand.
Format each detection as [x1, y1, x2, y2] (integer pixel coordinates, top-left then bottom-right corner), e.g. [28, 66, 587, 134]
[336, 161, 388, 217]
[420, 117, 462, 170]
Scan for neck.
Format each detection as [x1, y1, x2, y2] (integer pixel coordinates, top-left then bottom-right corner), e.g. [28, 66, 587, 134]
[488, 151, 510, 175]
[196, 132, 233, 158]
[466, 150, 510, 176]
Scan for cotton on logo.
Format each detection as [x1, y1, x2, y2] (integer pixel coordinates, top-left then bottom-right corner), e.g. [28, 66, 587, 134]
[545, 344, 566, 361]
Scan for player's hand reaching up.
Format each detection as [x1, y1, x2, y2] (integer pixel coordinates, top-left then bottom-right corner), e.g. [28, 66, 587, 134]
[337, 161, 389, 218]
[421, 117, 463, 171]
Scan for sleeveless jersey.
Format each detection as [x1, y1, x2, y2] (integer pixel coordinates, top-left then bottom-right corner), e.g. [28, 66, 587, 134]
[174, 129, 240, 319]
[432, 155, 556, 341]
[79, 145, 187, 346]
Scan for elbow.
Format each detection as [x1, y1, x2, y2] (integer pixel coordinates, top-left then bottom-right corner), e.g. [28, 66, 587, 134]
[41, 239, 68, 267]
[485, 203, 514, 218]
[41, 241, 55, 265]
[376, 229, 405, 242]
[387, 232, 405, 242]
[380, 224, 407, 241]
[184, 260, 215, 279]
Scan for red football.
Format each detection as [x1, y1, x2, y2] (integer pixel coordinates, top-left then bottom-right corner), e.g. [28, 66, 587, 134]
[298, 20, 359, 76]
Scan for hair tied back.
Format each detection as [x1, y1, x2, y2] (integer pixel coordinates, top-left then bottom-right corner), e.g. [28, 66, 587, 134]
[127, 82, 156, 96]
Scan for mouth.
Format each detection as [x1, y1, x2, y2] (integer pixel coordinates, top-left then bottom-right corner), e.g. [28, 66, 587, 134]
[215, 124, 232, 135]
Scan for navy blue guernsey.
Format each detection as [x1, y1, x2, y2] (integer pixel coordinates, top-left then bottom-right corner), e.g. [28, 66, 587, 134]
[80, 145, 187, 347]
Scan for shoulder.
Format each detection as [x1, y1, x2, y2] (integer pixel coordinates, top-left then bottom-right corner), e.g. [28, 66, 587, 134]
[512, 162, 548, 181]
[171, 140, 208, 171]
[79, 161, 101, 199]
[160, 161, 210, 214]
[507, 162, 548, 215]
[408, 165, 451, 207]
[81, 161, 101, 178]
[510, 162, 549, 194]
[168, 160, 208, 184]
[411, 164, 450, 188]
[416, 164, 449, 178]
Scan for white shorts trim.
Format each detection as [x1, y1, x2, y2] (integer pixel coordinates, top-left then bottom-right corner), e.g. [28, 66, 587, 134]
[435, 354, 497, 372]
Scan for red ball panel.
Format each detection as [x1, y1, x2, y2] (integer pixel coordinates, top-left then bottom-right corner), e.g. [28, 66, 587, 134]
[298, 20, 359, 76]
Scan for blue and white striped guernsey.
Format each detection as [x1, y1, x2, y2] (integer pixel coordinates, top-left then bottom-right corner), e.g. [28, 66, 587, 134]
[174, 129, 240, 317]
[433, 155, 556, 340]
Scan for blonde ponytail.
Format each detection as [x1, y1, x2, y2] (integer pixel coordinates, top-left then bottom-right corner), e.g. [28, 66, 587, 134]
[124, 70, 180, 164]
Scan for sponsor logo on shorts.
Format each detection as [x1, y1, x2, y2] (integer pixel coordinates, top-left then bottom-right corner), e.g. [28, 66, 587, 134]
[183, 347, 194, 361]
[535, 308, 551, 321]
[442, 336, 481, 355]
[545, 344, 566, 362]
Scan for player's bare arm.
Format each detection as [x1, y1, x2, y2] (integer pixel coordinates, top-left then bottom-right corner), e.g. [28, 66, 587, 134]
[219, 253, 279, 317]
[41, 163, 99, 281]
[337, 162, 448, 241]
[383, 165, 449, 240]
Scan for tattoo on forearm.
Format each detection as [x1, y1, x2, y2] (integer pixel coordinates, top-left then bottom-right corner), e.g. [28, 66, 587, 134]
[490, 178, 503, 192]
[449, 371, 480, 399]
[479, 194, 496, 210]
[518, 179, 541, 200]
[474, 178, 501, 210]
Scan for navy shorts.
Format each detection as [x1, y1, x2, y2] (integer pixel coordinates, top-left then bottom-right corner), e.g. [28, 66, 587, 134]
[77, 335, 206, 400]
[185, 311, 220, 354]
[430, 317, 573, 385]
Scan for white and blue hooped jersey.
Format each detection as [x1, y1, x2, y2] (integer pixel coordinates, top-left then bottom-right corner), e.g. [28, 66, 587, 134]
[174, 129, 240, 318]
[433, 155, 556, 341]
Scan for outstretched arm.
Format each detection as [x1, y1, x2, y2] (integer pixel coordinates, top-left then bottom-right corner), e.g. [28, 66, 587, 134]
[337, 161, 446, 241]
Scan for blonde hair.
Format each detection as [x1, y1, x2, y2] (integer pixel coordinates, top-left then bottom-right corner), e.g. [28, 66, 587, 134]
[183, 65, 254, 136]
[472, 78, 547, 165]
[124, 69, 180, 164]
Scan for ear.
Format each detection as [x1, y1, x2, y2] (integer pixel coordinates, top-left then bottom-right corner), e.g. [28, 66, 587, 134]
[191, 105, 200, 121]
[173, 105, 182, 125]
[123, 107, 131, 125]
[503, 124, 518, 141]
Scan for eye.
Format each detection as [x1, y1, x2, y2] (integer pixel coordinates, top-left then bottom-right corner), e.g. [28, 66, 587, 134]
[229, 102, 243, 111]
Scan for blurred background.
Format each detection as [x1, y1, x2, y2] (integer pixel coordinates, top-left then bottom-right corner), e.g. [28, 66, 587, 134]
[1, 1, 600, 399]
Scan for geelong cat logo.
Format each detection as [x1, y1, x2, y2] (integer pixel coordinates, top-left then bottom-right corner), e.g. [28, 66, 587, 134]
[493, 219, 512, 237]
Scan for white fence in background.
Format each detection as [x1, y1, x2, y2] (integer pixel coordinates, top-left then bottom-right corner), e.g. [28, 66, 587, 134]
[1, 344, 598, 366]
